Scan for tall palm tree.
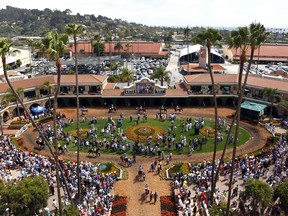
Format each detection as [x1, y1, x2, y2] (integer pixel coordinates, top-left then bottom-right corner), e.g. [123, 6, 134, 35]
[92, 34, 101, 65]
[41, 80, 54, 109]
[184, 26, 191, 63]
[120, 67, 134, 86]
[25, 38, 35, 71]
[225, 23, 268, 215]
[150, 66, 171, 86]
[263, 88, 278, 122]
[2, 88, 24, 117]
[65, 23, 85, 203]
[0, 38, 73, 210]
[193, 28, 222, 205]
[105, 32, 113, 71]
[125, 42, 131, 67]
[41, 31, 68, 216]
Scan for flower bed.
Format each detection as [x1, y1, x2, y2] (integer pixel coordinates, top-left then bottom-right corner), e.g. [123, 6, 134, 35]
[111, 196, 127, 216]
[160, 196, 177, 216]
[167, 163, 190, 179]
[70, 128, 89, 138]
[200, 127, 215, 138]
[125, 124, 164, 142]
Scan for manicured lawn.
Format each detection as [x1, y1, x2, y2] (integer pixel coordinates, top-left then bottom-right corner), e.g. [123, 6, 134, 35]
[59, 117, 251, 155]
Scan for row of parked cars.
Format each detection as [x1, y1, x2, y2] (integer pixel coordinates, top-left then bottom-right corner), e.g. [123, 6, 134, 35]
[132, 57, 168, 80]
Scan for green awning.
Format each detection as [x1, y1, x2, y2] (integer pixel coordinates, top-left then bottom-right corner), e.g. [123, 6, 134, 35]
[241, 101, 267, 113]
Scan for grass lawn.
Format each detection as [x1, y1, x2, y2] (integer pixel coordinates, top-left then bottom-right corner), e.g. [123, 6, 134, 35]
[60, 117, 251, 155]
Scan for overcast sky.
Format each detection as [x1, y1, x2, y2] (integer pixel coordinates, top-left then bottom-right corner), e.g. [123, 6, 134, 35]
[1, 0, 287, 28]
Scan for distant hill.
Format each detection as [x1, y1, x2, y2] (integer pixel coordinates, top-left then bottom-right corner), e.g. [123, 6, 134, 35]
[0, 6, 285, 43]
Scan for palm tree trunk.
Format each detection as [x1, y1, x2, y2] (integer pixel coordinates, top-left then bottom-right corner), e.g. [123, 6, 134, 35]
[214, 115, 236, 190]
[269, 100, 273, 122]
[16, 102, 20, 118]
[226, 53, 246, 215]
[54, 62, 63, 216]
[2, 58, 72, 205]
[207, 45, 218, 206]
[98, 43, 100, 66]
[109, 42, 112, 71]
[74, 35, 82, 203]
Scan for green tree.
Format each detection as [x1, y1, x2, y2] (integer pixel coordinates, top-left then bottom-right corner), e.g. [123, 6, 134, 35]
[2, 87, 24, 117]
[150, 66, 171, 86]
[63, 204, 80, 216]
[244, 179, 273, 215]
[274, 179, 288, 212]
[65, 23, 85, 204]
[209, 201, 233, 216]
[41, 80, 54, 109]
[225, 23, 268, 214]
[263, 88, 278, 122]
[120, 67, 134, 85]
[193, 28, 222, 205]
[0, 176, 49, 215]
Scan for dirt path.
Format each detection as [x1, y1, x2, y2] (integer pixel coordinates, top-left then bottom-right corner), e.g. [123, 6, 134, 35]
[21, 107, 271, 216]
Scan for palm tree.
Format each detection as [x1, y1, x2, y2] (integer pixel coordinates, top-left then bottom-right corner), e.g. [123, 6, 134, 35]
[94, 34, 101, 65]
[150, 66, 171, 86]
[0, 38, 73, 211]
[41, 80, 54, 109]
[105, 32, 113, 71]
[41, 31, 69, 216]
[184, 26, 191, 63]
[2, 88, 24, 117]
[125, 42, 132, 67]
[25, 38, 35, 71]
[120, 67, 134, 86]
[225, 23, 268, 215]
[263, 88, 278, 122]
[65, 23, 85, 203]
[114, 41, 123, 54]
[193, 28, 222, 205]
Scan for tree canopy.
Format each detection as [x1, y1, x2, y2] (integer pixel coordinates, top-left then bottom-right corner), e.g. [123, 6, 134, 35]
[0, 176, 49, 215]
[274, 179, 288, 212]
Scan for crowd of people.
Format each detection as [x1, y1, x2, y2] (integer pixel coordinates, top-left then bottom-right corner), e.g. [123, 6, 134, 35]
[172, 133, 288, 215]
[0, 134, 118, 216]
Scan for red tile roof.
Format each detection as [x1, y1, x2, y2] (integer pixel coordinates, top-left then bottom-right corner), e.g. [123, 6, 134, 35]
[59, 75, 107, 85]
[184, 74, 288, 92]
[104, 83, 116, 90]
[184, 74, 238, 84]
[182, 64, 227, 72]
[246, 75, 288, 92]
[0, 75, 107, 94]
[166, 88, 188, 96]
[231, 44, 288, 60]
[0, 75, 55, 93]
[104, 42, 163, 55]
[102, 89, 123, 97]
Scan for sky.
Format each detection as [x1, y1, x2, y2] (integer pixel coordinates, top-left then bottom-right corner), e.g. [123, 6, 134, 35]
[1, 0, 288, 28]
